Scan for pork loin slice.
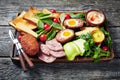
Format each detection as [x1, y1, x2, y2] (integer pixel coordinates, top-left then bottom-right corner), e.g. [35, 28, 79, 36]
[49, 50, 66, 58]
[38, 53, 56, 63]
[40, 43, 50, 55]
[46, 38, 63, 51]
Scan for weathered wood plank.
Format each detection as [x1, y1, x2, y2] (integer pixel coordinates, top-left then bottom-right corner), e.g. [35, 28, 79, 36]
[0, 0, 120, 26]
[0, 26, 14, 56]
[108, 27, 120, 57]
[1, 58, 120, 80]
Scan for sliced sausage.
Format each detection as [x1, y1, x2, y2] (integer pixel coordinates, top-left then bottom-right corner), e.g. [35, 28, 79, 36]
[46, 38, 63, 51]
[40, 43, 50, 55]
[38, 53, 56, 63]
[49, 50, 66, 58]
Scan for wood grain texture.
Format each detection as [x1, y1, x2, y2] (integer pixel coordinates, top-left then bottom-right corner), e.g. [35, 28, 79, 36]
[0, 0, 120, 79]
[0, 0, 119, 26]
[0, 26, 14, 57]
[0, 58, 120, 80]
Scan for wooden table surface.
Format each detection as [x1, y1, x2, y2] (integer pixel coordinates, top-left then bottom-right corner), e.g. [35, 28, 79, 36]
[0, 0, 120, 80]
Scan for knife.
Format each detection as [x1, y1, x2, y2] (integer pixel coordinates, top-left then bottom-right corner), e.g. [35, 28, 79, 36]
[9, 30, 34, 70]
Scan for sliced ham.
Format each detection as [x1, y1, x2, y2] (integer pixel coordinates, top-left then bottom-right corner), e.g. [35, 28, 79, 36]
[46, 38, 63, 51]
[49, 50, 66, 58]
[40, 43, 50, 55]
[38, 53, 56, 63]
[39, 38, 66, 63]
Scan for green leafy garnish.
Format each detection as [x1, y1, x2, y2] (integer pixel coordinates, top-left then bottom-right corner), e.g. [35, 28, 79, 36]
[51, 22, 62, 30]
[36, 29, 47, 39]
[35, 13, 52, 19]
[69, 13, 85, 19]
[47, 30, 56, 40]
[100, 27, 112, 49]
[60, 13, 65, 23]
[37, 20, 44, 29]
[41, 19, 53, 25]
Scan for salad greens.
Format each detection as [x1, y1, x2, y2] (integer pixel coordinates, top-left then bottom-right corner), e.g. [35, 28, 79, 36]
[46, 29, 56, 40]
[77, 31, 111, 62]
[100, 27, 112, 49]
[35, 13, 62, 40]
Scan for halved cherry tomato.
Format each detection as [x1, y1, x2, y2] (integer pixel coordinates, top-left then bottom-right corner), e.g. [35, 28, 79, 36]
[53, 18, 59, 23]
[65, 14, 71, 19]
[51, 9, 56, 13]
[44, 24, 51, 31]
[102, 46, 108, 51]
[40, 34, 46, 42]
[18, 35, 22, 41]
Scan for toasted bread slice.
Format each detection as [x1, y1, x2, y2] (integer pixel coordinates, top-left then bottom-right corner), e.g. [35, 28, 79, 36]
[9, 21, 38, 38]
[12, 11, 37, 30]
[23, 6, 40, 24]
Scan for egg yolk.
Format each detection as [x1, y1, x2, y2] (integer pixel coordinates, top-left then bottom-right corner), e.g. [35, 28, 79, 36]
[63, 31, 71, 36]
[68, 19, 76, 26]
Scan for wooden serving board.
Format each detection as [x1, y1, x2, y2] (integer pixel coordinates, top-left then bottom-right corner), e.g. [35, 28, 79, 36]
[10, 11, 114, 63]
[10, 28, 114, 63]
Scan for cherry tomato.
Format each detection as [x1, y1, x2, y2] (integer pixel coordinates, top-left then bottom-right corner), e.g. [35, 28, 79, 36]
[65, 14, 71, 19]
[18, 35, 22, 41]
[51, 9, 56, 13]
[91, 16, 95, 21]
[44, 24, 51, 31]
[102, 46, 108, 51]
[40, 34, 46, 42]
[53, 18, 59, 23]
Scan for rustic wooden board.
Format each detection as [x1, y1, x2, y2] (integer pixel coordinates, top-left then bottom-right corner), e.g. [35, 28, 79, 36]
[9, 9, 115, 63]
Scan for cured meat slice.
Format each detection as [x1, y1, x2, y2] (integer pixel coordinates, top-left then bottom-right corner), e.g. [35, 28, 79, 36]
[40, 43, 50, 55]
[49, 50, 66, 58]
[38, 53, 56, 63]
[46, 39, 63, 51]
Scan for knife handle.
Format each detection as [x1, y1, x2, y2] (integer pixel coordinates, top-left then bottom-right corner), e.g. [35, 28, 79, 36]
[22, 52, 34, 68]
[19, 54, 27, 71]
